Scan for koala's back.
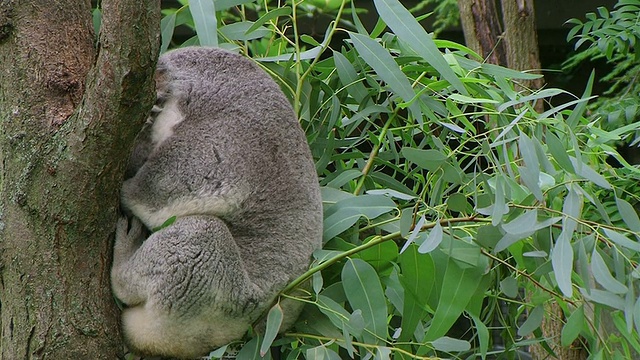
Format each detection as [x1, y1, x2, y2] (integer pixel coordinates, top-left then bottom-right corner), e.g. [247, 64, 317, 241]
[116, 47, 322, 358]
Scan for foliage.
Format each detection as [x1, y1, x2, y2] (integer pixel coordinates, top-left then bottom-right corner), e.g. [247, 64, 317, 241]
[410, 0, 459, 36]
[565, 0, 640, 144]
[159, 0, 640, 359]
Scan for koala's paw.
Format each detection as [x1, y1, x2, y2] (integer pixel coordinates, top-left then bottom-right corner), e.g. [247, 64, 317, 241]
[116, 216, 146, 248]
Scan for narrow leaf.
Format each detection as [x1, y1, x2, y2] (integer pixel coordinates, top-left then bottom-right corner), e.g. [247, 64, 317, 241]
[160, 13, 177, 54]
[342, 259, 388, 344]
[604, 228, 640, 252]
[552, 230, 574, 297]
[401, 214, 426, 253]
[561, 306, 584, 346]
[432, 337, 471, 352]
[425, 259, 483, 340]
[349, 32, 422, 118]
[517, 306, 544, 336]
[190, 0, 218, 46]
[246, 7, 291, 33]
[373, 0, 468, 95]
[616, 197, 640, 232]
[260, 304, 283, 356]
[401, 147, 447, 171]
[591, 248, 628, 294]
[418, 221, 443, 254]
[399, 246, 434, 341]
[334, 51, 369, 103]
[502, 209, 538, 236]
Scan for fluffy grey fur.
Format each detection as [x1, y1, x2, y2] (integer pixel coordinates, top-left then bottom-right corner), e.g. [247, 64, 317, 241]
[111, 47, 323, 359]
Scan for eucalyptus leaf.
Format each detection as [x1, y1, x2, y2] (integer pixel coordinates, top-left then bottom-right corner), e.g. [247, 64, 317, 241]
[189, 0, 217, 47]
[342, 259, 388, 344]
[552, 230, 574, 297]
[517, 306, 544, 336]
[373, 0, 468, 95]
[591, 248, 628, 294]
[260, 304, 283, 356]
[561, 306, 584, 346]
[349, 32, 422, 118]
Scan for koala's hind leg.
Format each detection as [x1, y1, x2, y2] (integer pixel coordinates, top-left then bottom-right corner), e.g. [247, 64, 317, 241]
[112, 215, 266, 358]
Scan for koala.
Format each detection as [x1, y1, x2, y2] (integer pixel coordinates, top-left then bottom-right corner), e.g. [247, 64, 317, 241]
[110, 47, 323, 359]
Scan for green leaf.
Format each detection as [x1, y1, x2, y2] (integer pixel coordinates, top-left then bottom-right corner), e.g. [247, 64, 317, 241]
[398, 246, 434, 341]
[635, 296, 640, 336]
[569, 157, 612, 189]
[517, 305, 544, 336]
[582, 289, 625, 310]
[317, 295, 351, 330]
[189, 0, 217, 46]
[425, 258, 483, 340]
[342, 258, 388, 344]
[260, 304, 283, 356]
[418, 221, 443, 254]
[215, 0, 254, 10]
[92, 8, 102, 38]
[566, 70, 595, 128]
[449, 94, 499, 104]
[160, 12, 177, 53]
[561, 306, 584, 346]
[219, 22, 270, 41]
[373, 0, 468, 95]
[500, 276, 519, 298]
[237, 336, 270, 360]
[323, 195, 396, 241]
[563, 186, 582, 235]
[432, 337, 471, 352]
[246, 7, 291, 34]
[519, 132, 543, 201]
[305, 345, 341, 360]
[401, 214, 426, 253]
[616, 197, 640, 232]
[491, 176, 507, 226]
[552, 230, 574, 297]
[333, 51, 369, 104]
[401, 147, 447, 171]
[326, 169, 362, 188]
[348, 32, 422, 118]
[603, 228, 640, 252]
[502, 209, 538, 236]
[447, 193, 468, 213]
[470, 313, 489, 358]
[358, 240, 398, 273]
[591, 248, 628, 294]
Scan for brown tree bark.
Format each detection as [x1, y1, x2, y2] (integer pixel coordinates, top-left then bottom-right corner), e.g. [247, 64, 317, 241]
[458, 1, 585, 359]
[458, 0, 543, 107]
[0, 0, 160, 358]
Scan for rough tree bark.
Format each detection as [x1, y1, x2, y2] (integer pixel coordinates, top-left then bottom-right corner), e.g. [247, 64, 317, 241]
[457, 0, 544, 97]
[457, 1, 585, 359]
[0, 0, 160, 358]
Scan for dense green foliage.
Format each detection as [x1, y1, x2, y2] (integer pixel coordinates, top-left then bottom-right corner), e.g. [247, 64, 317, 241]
[565, 0, 640, 144]
[147, 0, 640, 358]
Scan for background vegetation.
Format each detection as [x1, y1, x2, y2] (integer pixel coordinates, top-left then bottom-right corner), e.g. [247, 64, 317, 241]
[130, 0, 640, 358]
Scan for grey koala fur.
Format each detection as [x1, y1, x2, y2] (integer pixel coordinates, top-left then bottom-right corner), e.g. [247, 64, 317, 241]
[110, 47, 323, 359]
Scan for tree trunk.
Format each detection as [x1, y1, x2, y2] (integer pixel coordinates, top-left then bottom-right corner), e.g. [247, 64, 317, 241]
[458, 1, 586, 359]
[500, 0, 544, 95]
[457, 0, 507, 66]
[0, 0, 160, 358]
[458, 0, 544, 110]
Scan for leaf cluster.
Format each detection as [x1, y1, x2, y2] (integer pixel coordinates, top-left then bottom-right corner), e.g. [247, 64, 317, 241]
[565, 0, 640, 141]
[156, 1, 640, 359]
